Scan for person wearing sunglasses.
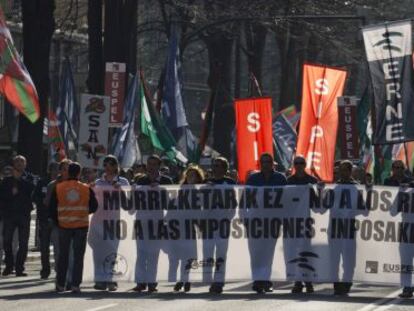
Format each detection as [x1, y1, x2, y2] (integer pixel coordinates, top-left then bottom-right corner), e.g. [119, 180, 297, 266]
[288, 156, 318, 294]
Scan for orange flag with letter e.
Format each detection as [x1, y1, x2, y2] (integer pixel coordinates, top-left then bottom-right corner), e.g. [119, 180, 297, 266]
[296, 63, 347, 182]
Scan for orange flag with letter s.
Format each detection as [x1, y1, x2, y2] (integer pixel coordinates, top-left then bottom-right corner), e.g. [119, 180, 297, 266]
[235, 97, 273, 183]
[296, 63, 347, 182]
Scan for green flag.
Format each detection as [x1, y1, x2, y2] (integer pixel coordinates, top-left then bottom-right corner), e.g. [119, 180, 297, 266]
[140, 81, 187, 164]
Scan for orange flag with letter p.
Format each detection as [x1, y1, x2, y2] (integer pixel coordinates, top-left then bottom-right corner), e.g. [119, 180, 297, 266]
[296, 63, 347, 182]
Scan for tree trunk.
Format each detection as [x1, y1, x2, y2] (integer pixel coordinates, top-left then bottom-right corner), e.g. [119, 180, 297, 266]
[18, 0, 55, 174]
[104, 0, 137, 74]
[245, 22, 267, 95]
[87, 0, 104, 95]
[276, 22, 309, 110]
[205, 32, 234, 159]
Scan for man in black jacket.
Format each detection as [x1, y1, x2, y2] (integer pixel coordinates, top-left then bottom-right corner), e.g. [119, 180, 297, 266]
[0, 155, 35, 277]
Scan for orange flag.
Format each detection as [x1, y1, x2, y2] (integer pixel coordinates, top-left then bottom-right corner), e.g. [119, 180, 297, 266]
[296, 63, 347, 182]
[235, 97, 273, 183]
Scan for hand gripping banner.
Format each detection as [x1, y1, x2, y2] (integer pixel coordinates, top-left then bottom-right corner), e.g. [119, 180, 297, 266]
[235, 97, 273, 183]
[296, 64, 347, 182]
[362, 20, 414, 144]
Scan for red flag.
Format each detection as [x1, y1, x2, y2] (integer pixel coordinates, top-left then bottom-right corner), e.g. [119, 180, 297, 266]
[0, 7, 40, 123]
[48, 109, 66, 161]
[296, 64, 347, 182]
[235, 97, 273, 183]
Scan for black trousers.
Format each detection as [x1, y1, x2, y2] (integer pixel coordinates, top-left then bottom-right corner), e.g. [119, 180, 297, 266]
[3, 216, 30, 273]
[56, 227, 88, 287]
[39, 221, 59, 276]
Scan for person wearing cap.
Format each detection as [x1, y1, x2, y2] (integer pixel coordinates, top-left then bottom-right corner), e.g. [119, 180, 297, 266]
[133, 154, 173, 293]
[49, 162, 98, 294]
[288, 156, 318, 294]
[93, 155, 129, 292]
[246, 152, 287, 294]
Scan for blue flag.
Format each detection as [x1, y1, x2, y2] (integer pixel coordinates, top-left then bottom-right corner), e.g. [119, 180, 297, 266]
[57, 57, 79, 153]
[273, 114, 297, 170]
[161, 29, 197, 161]
[112, 73, 141, 168]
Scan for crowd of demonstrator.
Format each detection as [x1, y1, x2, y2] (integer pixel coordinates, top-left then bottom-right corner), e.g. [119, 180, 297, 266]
[0, 153, 413, 298]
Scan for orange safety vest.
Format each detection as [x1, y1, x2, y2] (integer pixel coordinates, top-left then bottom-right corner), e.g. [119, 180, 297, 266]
[56, 180, 90, 229]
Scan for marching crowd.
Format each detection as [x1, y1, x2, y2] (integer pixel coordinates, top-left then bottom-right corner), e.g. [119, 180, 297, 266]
[0, 153, 413, 297]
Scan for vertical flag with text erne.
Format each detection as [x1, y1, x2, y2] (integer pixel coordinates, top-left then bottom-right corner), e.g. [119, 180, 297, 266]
[362, 20, 414, 144]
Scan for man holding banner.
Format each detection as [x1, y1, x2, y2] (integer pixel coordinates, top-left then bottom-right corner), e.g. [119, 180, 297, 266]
[287, 156, 318, 294]
[204, 157, 236, 294]
[133, 154, 173, 293]
[246, 153, 287, 293]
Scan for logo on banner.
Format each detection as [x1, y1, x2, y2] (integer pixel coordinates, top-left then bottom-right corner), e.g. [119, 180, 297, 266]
[373, 31, 403, 53]
[103, 253, 128, 276]
[185, 257, 225, 273]
[365, 261, 379, 274]
[383, 263, 414, 274]
[288, 251, 319, 273]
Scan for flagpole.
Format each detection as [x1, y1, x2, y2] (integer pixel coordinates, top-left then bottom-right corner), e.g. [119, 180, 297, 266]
[309, 66, 326, 182]
[404, 142, 410, 170]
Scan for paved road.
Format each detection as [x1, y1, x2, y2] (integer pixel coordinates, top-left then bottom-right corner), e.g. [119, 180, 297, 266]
[1, 259, 414, 311]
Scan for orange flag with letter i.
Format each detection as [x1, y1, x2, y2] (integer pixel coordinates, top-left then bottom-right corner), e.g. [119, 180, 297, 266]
[296, 63, 347, 182]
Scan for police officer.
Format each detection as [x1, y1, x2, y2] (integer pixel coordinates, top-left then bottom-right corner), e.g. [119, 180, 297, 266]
[49, 162, 98, 293]
[0, 155, 35, 277]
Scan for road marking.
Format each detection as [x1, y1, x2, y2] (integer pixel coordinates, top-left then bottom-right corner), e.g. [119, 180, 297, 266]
[357, 289, 401, 311]
[85, 303, 118, 311]
[374, 297, 403, 311]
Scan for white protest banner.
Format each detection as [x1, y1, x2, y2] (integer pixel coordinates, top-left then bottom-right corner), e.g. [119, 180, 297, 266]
[83, 184, 414, 286]
[78, 94, 110, 169]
